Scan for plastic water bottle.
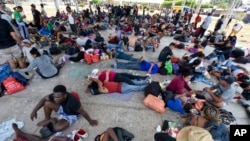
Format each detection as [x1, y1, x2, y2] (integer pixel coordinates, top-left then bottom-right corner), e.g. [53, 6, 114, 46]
[114, 62, 117, 72]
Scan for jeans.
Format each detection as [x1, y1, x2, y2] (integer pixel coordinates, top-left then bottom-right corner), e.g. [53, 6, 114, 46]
[121, 80, 148, 94]
[18, 22, 29, 39]
[207, 50, 225, 62]
[215, 60, 239, 71]
[117, 61, 141, 70]
[117, 52, 137, 61]
[114, 73, 147, 85]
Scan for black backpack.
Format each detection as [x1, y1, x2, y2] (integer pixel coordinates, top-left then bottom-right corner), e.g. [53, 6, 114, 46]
[231, 48, 245, 58]
[49, 47, 61, 55]
[158, 46, 172, 62]
[144, 81, 161, 97]
[95, 127, 134, 141]
[177, 43, 185, 49]
[134, 45, 143, 52]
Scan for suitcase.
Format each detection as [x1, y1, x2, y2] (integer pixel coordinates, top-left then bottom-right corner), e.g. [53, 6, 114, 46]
[143, 94, 165, 114]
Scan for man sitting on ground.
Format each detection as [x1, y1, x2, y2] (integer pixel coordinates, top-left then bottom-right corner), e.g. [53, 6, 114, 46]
[30, 85, 98, 131]
[195, 75, 235, 108]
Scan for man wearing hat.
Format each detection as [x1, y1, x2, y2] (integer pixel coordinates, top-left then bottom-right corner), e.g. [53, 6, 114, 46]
[31, 4, 42, 30]
[196, 75, 236, 108]
[0, 1, 12, 22]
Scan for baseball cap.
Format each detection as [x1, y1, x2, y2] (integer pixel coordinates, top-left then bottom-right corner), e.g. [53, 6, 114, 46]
[220, 75, 235, 84]
[22, 39, 31, 44]
[91, 69, 99, 76]
[31, 4, 36, 7]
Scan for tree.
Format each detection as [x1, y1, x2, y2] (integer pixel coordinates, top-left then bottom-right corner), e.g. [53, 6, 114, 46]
[92, 0, 100, 4]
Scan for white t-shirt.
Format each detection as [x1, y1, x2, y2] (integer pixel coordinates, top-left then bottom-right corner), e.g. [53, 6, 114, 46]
[22, 45, 37, 63]
[76, 37, 89, 46]
[68, 13, 74, 24]
[233, 21, 243, 31]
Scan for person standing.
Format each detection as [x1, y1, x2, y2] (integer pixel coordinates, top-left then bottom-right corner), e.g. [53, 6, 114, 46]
[40, 4, 47, 19]
[194, 13, 201, 28]
[13, 6, 29, 39]
[188, 11, 193, 24]
[31, 4, 42, 30]
[66, 6, 77, 35]
[0, 19, 25, 69]
[198, 13, 212, 38]
[214, 15, 224, 32]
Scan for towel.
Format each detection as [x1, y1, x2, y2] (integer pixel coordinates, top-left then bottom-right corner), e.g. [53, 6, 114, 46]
[0, 119, 24, 141]
[106, 92, 135, 101]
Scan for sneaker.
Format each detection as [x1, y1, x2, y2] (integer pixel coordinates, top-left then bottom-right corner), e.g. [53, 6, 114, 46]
[147, 78, 152, 84]
[146, 74, 152, 83]
[238, 99, 250, 108]
[156, 125, 162, 133]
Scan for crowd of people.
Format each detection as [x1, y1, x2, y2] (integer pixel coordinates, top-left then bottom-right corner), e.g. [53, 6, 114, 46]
[0, 1, 250, 141]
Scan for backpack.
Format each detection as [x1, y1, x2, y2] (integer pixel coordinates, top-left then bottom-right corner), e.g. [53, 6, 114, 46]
[49, 47, 62, 55]
[164, 61, 173, 75]
[95, 127, 134, 141]
[177, 43, 185, 49]
[144, 81, 161, 97]
[172, 63, 179, 75]
[231, 48, 245, 58]
[159, 67, 167, 75]
[134, 44, 143, 52]
[65, 47, 80, 55]
[158, 46, 172, 62]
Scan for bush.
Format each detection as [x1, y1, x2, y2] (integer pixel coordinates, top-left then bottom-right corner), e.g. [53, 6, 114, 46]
[163, 0, 196, 8]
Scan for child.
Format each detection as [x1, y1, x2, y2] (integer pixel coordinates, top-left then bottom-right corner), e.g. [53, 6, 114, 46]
[21, 39, 38, 64]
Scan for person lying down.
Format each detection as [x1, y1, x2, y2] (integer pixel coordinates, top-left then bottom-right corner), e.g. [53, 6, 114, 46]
[85, 77, 149, 95]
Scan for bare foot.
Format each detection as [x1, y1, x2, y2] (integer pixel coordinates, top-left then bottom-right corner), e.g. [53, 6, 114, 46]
[12, 123, 21, 138]
[37, 119, 50, 127]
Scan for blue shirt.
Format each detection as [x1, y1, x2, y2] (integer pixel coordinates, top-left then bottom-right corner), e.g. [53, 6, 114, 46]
[140, 61, 159, 74]
[202, 16, 212, 29]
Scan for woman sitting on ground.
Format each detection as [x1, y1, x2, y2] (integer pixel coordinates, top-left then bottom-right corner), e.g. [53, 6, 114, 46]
[15, 48, 63, 79]
[166, 68, 195, 103]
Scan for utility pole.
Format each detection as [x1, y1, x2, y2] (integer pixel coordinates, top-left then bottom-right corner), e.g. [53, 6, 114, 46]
[221, 0, 238, 32]
[195, 0, 202, 14]
[54, 0, 59, 10]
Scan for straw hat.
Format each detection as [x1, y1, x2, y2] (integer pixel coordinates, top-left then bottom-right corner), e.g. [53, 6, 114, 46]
[176, 126, 214, 141]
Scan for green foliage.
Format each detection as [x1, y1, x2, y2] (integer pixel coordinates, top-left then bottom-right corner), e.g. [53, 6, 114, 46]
[92, 0, 100, 4]
[162, 0, 196, 8]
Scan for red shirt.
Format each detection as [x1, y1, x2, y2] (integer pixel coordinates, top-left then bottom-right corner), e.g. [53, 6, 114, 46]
[98, 71, 116, 83]
[195, 15, 201, 23]
[124, 24, 133, 32]
[167, 76, 192, 94]
[103, 82, 122, 93]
